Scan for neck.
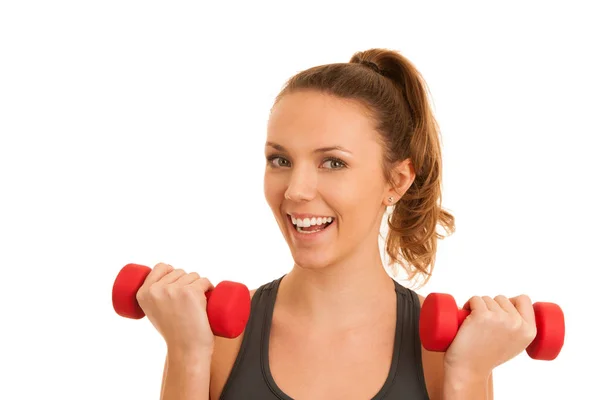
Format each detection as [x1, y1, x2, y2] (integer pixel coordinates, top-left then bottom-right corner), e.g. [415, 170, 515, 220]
[277, 244, 396, 331]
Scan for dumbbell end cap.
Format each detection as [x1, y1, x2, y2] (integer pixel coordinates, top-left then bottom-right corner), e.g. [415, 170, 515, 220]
[207, 281, 251, 338]
[420, 293, 459, 352]
[526, 302, 565, 360]
[112, 263, 151, 319]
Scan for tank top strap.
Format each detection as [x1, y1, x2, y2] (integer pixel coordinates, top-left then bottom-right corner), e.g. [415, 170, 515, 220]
[390, 279, 430, 399]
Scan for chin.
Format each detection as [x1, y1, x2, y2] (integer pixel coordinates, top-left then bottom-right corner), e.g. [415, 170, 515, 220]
[290, 249, 338, 271]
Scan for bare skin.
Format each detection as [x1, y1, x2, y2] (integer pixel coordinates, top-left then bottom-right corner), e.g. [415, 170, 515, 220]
[209, 290, 492, 400]
[159, 90, 537, 399]
[207, 90, 497, 399]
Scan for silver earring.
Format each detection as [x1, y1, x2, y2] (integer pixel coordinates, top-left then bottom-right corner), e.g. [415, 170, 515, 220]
[388, 196, 394, 204]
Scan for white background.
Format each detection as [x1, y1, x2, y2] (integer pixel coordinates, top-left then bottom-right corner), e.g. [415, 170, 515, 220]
[1, 1, 597, 399]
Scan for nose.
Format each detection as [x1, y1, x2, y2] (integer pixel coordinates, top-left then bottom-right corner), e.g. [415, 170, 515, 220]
[284, 165, 317, 202]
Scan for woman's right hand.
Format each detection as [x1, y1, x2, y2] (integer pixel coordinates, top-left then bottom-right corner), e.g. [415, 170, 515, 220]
[135, 262, 215, 354]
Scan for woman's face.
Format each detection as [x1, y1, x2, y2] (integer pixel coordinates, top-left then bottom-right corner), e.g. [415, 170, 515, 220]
[264, 90, 405, 270]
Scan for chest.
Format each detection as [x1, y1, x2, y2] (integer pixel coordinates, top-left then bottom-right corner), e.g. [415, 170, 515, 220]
[268, 316, 397, 400]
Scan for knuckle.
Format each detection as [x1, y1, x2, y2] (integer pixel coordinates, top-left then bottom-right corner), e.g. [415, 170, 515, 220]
[530, 328, 537, 340]
[518, 294, 532, 303]
[182, 285, 196, 295]
[165, 287, 178, 299]
[508, 317, 522, 331]
[525, 325, 537, 340]
[481, 310, 494, 322]
[181, 285, 200, 300]
[149, 284, 165, 299]
[135, 288, 145, 303]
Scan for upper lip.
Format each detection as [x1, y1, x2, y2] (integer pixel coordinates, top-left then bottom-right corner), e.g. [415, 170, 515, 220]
[287, 212, 334, 219]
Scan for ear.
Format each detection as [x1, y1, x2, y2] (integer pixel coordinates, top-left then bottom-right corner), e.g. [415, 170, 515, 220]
[384, 158, 415, 205]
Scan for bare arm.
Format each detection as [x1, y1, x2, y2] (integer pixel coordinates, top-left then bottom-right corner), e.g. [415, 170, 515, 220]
[161, 356, 168, 399]
[442, 371, 493, 400]
[418, 294, 494, 400]
[160, 348, 213, 400]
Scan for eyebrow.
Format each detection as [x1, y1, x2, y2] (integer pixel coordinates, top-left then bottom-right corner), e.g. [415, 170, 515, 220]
[266, 141, 353, 155]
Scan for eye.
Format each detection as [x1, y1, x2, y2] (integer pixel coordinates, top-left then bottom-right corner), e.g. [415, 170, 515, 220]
[322, 157, 347, 170]
[266, 155, 290, 167]
[266, 155, 347, 170]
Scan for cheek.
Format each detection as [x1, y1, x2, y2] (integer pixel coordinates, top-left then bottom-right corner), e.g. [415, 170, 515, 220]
[326, 176, 383, 221]
[263, 174, 285, 209]
[327, 174, 382, 204]
[322, 183, 361, 218]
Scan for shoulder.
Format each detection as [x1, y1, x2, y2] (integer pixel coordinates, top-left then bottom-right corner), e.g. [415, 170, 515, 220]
[416, 293, 494, 400]
[209, 288, 257, 400]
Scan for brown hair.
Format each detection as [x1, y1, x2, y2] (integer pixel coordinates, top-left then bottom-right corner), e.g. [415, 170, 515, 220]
[272, 48, 455, 288]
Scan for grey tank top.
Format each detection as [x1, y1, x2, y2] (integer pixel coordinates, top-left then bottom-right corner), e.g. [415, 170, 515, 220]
[219, 276, 430, 399]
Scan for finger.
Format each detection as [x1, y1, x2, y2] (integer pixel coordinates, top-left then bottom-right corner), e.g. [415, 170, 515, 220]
[161, 269, 187, 284]
[462, 296, 487, 313]
[481, 295, 502, 312]
[494, 295, 519, 315]
[189, 277, 215, 293]
[510, 295, 536, 325]
[141, 263, 174, 287]
[172, 272, 201, 286]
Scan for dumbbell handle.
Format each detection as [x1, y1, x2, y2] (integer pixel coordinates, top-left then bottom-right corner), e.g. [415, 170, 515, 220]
[112, 263, 251, 338]
[443, 302, 564, 360]
[112, 264, 216, 319]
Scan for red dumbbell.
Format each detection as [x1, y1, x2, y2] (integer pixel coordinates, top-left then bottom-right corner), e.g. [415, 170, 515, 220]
[112, 263, 251, 339]
[419, 293, 565, 360]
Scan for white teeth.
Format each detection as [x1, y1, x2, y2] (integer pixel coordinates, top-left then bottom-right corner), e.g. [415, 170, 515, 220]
[290, 215, 333, 227]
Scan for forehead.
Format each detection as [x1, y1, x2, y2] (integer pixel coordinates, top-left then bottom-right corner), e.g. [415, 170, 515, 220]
[266, 90, 380, 150]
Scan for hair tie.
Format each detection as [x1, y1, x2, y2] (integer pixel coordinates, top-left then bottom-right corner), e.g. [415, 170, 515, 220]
[360, 60, 382, 75]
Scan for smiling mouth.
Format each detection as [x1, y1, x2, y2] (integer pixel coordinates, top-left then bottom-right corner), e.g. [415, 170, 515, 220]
[288, 214, 335, 234]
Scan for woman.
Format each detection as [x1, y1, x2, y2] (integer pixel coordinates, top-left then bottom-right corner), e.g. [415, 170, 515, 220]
[138, 48, 538, 400]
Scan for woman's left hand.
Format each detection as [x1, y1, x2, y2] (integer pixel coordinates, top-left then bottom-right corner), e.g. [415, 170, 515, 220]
[442, 294, 538, 381]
